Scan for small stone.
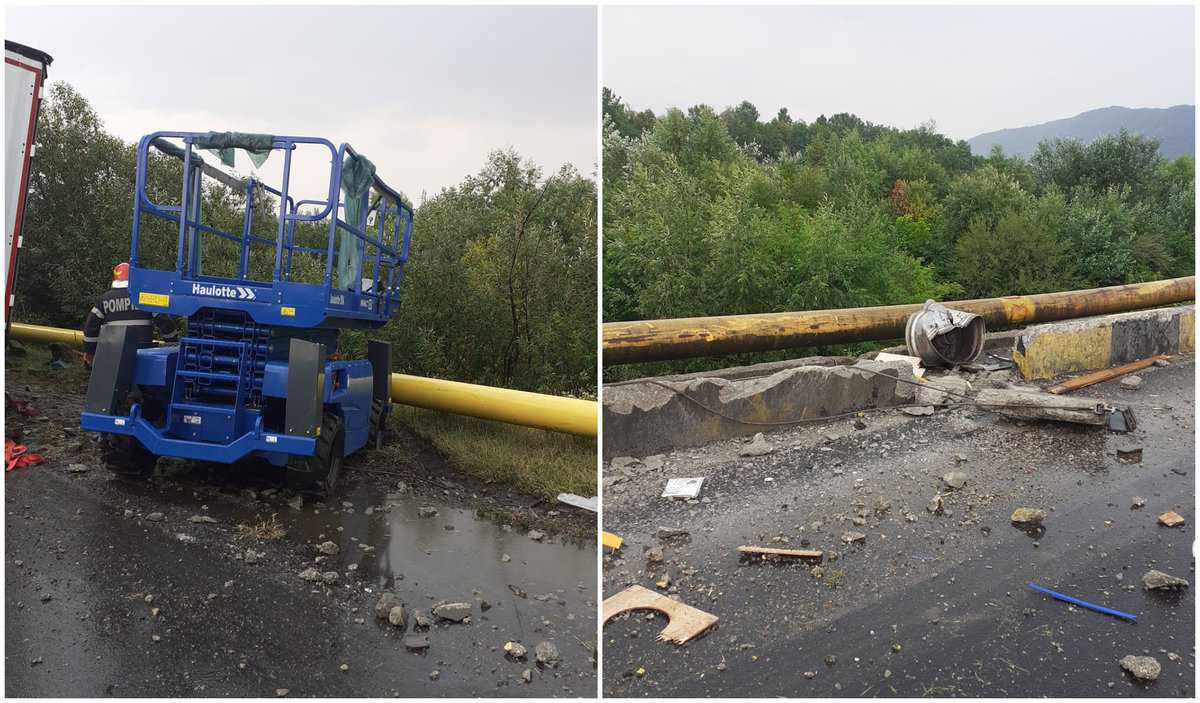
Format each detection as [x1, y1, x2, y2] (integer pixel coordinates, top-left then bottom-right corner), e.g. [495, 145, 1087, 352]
[501, 554, 511, 563]
[891, 643, 902, 653]
[1116, 447, 1143, 463]
[900, 406, 935, 416]
[824, 654, 837, 666]
[146, 512, 164, 522]
[1158, 511, 1186, 527]
[317, 541, 339, 555]
[841, 531, 866, 544]
[803, 671, 816, 679]
[413, 610, 433, 628]
[740, 432, 774, 457]
[403, 635, 429, 651]
[645, 546, 664, 563]
[1119, 375, 1142, 391]
[429, 670, 440, 681]
[534, 641, 560, 666]
[504, 641, 528, 659]
[188, 515, 217, 524]
[927, 495, 944, 515]
[123, 509, 133, 518]
[339, 663, 349, 673]
[1120, 655, 1160, 681]
[375, 592, 403, 620]
[1131, 496, 1146, 509]
[417, 506, 438, 518]
[321, 571, 339, 584]
[275, 689, 288, 697]
[1142, 569, 1189, 590]
[1010, 508, 1046, 525]
[655, 573, 671, 589]
[432, 602, 472, 622]
[388, 605, 409, 628]
[941, 471, 967, 490]
[298, 568, 322, 582]
[67, 463, 88, 473]
[527, 530, 545, 541]
[656, 526, 689, 540]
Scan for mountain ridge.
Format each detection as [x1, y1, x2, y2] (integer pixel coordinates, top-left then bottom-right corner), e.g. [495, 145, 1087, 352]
[967, 104, 1194, 159]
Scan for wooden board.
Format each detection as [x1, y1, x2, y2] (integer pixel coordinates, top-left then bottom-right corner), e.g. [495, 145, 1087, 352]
[602, 585, 718, 645]
[601, 531, 624, 551]
[1047, 356, 1167, 395]
[737, 545, 824, 560]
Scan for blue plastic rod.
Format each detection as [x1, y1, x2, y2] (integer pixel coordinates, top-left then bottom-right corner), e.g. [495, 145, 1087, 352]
[1028, 582, 1137, 622]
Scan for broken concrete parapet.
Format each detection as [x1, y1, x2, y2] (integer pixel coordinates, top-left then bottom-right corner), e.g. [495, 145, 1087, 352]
[1013, 306, 1195, 380]
[602, 360, 917, 458]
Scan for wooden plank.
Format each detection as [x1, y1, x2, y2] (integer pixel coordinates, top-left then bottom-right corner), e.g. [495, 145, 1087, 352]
[602, 585, 718, 645]
[601, 531, 624, 551]
[1047, 356, 1168, 395]
[737, 545, 824, 560]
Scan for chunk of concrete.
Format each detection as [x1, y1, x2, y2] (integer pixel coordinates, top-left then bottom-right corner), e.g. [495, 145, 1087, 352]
[603, 361, 919, 458]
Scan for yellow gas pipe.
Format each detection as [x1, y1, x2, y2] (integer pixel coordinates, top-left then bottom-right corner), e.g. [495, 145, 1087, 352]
[6, 322, 597, 438]
[603, 277, 1196, 365]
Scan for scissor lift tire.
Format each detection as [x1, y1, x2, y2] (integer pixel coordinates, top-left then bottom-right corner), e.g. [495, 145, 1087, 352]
[368, 398, 389, 449]
[101, 434, 158, 478]
[287, 411, 344, 495]
[101, 391, 163, 479]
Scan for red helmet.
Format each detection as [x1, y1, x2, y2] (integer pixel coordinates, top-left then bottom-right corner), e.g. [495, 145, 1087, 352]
[112, 262, 130, 288]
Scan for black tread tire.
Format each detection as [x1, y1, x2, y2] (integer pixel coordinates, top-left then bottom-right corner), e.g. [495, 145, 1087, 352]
[288, 412, 344, 495]
[368, 398, 389, 449]
[101, 434, 157, 478]
[101, 389, 163, 479]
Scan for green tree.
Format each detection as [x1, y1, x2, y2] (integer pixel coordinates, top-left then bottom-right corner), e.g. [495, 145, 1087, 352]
[952, 207, 1074, 297]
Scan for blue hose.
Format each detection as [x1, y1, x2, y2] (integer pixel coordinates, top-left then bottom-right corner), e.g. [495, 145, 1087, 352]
[1028, 582, 1137, 622]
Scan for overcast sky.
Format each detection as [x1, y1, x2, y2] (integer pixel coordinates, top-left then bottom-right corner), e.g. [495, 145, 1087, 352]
[7, 5, 597, 203]
[604, 5, 1194, 141]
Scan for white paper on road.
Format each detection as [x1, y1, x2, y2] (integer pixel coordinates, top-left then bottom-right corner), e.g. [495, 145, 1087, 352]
[662, 477, 704, 499]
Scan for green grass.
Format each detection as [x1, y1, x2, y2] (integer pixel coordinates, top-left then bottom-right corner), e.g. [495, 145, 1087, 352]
[390, 405, 597, 500]
[5, 342, 90, 388]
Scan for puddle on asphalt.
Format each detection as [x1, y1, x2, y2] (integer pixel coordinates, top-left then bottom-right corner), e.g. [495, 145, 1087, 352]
[134, 458, 597, 670]
[274, 477, 597, 660]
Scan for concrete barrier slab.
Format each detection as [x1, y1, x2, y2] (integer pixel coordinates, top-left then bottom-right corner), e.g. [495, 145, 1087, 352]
[1013, 306, 1194, 380]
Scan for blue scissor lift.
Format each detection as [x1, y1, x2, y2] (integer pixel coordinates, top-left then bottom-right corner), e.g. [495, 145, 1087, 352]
[81, 132, 414, 492]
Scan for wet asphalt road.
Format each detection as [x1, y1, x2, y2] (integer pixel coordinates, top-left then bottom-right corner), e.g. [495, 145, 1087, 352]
[602, 357, 1195, 697]
[5, 385, 596, 698]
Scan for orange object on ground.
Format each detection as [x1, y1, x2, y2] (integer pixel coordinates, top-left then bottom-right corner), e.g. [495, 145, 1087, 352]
[5, 438, 44, 472]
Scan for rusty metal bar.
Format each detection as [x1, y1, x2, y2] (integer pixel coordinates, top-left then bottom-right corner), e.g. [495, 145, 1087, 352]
[603, 277, 1195, 365]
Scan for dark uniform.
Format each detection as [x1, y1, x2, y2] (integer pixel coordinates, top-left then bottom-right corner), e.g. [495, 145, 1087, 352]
[82, 287, 175, 359]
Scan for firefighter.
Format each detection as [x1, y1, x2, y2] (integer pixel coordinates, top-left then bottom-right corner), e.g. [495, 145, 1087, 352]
[82, 263, 175, 367]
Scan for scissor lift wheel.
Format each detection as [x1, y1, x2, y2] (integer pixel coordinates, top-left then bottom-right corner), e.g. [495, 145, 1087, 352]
[101, 434, 158, 479]
[101, 391, 163, 479]
[287, 411, 344, 494]
[368, 398, 389, 449]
